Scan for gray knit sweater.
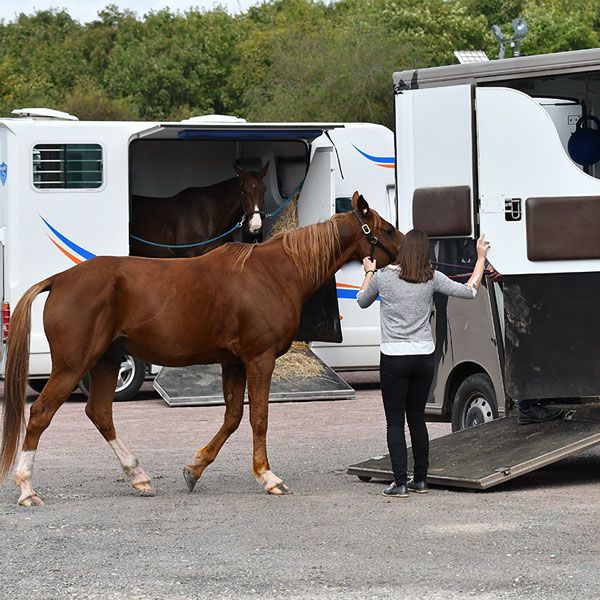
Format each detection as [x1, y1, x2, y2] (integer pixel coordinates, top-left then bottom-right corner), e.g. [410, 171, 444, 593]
[356, 266, 476, 355]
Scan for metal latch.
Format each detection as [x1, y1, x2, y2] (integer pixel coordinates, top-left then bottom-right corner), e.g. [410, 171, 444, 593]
[494, 466, 512, 477]
[505, 198, 522, 221]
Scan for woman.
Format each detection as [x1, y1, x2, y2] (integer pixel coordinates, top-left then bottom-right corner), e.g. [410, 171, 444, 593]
[357, 229, 490, 498]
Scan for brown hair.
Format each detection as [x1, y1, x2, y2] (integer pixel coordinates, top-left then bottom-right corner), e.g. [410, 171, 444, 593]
[394, 228, 434, 283]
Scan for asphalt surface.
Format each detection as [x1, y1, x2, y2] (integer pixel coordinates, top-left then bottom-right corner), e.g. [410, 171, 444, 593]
[1, 373, 599, 600]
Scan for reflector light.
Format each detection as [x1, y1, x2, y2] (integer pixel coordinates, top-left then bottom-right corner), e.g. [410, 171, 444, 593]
[1, 301, 10, 342]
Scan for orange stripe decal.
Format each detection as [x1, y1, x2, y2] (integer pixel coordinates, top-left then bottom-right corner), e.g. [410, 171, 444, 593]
[47, 236, 82, 264]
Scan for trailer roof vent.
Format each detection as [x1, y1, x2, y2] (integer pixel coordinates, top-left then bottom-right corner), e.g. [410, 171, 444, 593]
[180, 114, 247, 124]
[12, 108, 79, 121]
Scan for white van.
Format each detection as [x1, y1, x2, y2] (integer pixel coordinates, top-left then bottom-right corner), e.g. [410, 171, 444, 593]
[0, 110, 396, 398]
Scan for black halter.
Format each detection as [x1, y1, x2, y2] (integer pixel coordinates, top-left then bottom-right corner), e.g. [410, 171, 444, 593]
[352, 209, 398, 262]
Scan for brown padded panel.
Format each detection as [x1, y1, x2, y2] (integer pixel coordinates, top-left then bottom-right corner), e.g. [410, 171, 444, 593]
[526, 196, 600, 261]
[412, 186, 472, 237]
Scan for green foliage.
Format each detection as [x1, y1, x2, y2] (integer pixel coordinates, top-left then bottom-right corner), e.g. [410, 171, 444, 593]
[0, 1, 598, 122]
[521, 0, 600, 55]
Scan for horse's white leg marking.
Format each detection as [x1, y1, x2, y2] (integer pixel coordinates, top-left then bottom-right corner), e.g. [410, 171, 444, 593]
[109, 437, 154, 496]
[249, 206, 262, 234]
[13, 450, 44, 507]
[255, 469, 290, 495]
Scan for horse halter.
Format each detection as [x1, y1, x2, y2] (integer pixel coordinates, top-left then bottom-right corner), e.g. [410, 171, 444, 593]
[239, 186, 266, 223]
[352, 209, 398, 262]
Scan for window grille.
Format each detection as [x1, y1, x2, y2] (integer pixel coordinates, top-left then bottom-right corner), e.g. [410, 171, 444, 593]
[33, 144, 103, 189]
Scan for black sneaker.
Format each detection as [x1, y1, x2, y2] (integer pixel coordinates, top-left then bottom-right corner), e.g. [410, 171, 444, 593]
[518, 404, 564, 425]
[382, 483, 409, 498]
[407, 479, 429, 494]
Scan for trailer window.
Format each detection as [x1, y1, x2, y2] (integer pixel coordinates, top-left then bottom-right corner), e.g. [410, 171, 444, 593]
[32, 144, 103, 189]
[335, 197, 353, 213]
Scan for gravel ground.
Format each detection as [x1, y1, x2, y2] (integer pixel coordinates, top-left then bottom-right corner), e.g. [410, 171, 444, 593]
[1, 372, 599, 600]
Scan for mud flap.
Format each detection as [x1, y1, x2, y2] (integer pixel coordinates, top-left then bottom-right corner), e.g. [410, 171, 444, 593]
[503, 273, 600, 400]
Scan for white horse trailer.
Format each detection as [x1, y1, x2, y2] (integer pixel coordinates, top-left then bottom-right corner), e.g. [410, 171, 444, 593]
[349, 48, 600, 489]
[0, 111, 396, 400]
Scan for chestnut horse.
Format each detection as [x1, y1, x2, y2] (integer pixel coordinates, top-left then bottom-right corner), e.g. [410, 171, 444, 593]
[129, 162, 269, 258]
[0, 192, 402, 506]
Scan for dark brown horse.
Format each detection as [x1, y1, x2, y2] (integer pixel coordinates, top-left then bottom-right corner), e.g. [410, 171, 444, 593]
[0, 192, 402, 506]
[129, 162, 269, 258]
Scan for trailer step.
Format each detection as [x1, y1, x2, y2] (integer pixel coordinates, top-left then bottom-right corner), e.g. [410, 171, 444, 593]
[347, 402, 600, 490]
[154, 349, 355, 407]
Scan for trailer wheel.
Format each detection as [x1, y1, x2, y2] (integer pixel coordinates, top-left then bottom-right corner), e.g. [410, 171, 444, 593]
[28, 379, 49, 394]
[451, 373, 498, 432]
[78, 355, 146, 401]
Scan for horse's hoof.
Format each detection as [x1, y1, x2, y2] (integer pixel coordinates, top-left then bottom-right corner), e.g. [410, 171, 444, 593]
[133, 482, 156, 497]
[19, 494, 44, 507]
[183, 466, 198, 492]
[266, 482, 291, 496]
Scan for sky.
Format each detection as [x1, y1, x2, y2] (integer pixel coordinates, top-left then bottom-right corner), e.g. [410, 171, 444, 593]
[1, 0, 263, 22]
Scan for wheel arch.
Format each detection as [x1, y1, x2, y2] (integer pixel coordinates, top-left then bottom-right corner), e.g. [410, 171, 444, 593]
[443, 360, 490, 416]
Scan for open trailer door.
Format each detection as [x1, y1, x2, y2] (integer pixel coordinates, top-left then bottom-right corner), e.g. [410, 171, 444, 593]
[476, 87, 600, 401]
[145, 123, 353, 406]
[395, 83, 476, 237]
[295, 140, 343, 343]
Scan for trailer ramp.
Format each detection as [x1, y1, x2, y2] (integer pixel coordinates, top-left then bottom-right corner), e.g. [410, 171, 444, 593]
[155, 348, 354, 407]
[347, 403, 600, 490]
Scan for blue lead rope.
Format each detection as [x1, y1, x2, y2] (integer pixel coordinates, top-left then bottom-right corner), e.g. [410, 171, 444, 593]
[129, 179, 304, 250]
[130, 219, 245, 249]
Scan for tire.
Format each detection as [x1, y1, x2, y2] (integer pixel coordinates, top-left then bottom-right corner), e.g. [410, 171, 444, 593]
[28, 378, 49, 394]
[358, 476, 372, 482]
[451, 373, 498, 432]
[78, 355, 146, 402]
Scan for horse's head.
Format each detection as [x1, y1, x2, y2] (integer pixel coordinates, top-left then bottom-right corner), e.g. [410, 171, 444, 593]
[233, 161, 270, 237]
[348, 191, 404, 268]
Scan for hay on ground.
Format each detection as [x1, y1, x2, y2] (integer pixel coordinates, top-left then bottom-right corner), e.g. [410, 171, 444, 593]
[273, 342, 325, 381]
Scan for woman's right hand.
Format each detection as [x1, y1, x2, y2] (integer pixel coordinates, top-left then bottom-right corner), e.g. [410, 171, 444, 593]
[476, 235, 490, 260]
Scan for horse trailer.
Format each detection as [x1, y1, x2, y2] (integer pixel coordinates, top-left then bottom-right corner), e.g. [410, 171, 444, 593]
[349, 47, 600, 489]
[0, 112, 396, 401]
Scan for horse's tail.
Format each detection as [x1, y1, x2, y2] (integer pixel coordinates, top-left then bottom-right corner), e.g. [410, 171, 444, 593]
[0, 276, 55, 480]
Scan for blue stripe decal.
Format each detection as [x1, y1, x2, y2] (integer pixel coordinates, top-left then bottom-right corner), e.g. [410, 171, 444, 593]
[337, 288, 359, 299]
[40, 216, 96, 260]
[336, 288, 380, 301]
[352, 145, 395, 165]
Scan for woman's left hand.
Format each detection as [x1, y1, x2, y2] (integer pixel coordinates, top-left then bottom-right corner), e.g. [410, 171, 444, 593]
[362, 257, 376, 273]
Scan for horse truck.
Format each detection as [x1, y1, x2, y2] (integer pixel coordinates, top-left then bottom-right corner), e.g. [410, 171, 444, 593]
[349, 47, 600, 490]
[0, 112, 401, 404]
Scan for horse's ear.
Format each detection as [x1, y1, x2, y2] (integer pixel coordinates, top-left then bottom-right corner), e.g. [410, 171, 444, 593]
[352, 191, 370, 216]
[258, 160, 270, 179]
[232, 162, 244, 177]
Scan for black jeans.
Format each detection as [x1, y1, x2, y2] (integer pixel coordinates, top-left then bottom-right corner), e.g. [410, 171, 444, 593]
[380, 352, 434, 485]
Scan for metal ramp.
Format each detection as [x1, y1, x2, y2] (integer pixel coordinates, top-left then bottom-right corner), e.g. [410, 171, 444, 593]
[347, 402, 600, 490]
[154, 348, 355, 407]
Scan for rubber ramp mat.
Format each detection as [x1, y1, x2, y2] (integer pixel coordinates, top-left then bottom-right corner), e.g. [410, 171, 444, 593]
[347, 403, 600, 489]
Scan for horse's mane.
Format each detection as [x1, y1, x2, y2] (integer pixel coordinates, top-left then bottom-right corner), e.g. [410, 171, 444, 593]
[225, 218, 341, 286]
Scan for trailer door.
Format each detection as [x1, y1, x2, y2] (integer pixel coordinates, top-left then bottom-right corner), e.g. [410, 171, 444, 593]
[295, 141, 342, 343]
[395, 84, 476, 237]
[476, 87, 600, 399]
[296, 143, 335, 227]
[476, 87, 600, 275]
